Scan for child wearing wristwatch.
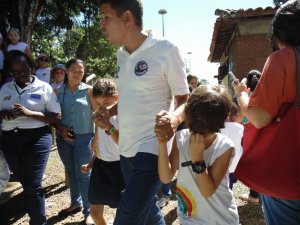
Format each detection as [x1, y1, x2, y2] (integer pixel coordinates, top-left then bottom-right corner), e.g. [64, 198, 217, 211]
[81, 79, 124, 225]
[155, 84, 239, 225]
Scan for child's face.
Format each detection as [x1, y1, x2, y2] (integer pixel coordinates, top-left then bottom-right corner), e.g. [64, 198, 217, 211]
[53, 69, 65, 83]
[189, 78, 198, 89]
[94, 95, 118, 109]
[38, 58, 48, 68]
[8, 31, 20, 44]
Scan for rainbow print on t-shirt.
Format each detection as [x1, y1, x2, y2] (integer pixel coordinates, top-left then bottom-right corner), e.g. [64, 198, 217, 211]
[176, 184, 198, 218]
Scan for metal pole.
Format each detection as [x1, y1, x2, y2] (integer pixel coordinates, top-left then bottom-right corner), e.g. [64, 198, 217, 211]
[158, 9, 167, 38]
[162, 14, 165, 37]
[187, 52, 192, 74]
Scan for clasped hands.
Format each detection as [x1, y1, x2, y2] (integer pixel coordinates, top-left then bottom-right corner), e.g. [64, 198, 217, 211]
[92, 106, 111, 130]
[0, 104, 33, 120]
[154, 110, 180, 144]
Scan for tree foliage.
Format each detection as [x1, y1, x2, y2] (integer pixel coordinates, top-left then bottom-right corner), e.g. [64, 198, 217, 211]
[273, 0, 289, 6]
[0, 0, 117, 78]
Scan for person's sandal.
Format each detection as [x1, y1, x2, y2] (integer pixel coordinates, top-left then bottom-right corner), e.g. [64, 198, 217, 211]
[239, 194, 259, 203]
[58, 206, 82, 217]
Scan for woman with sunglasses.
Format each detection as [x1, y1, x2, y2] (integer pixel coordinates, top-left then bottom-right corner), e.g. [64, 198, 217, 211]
[35, 54, 51, 83]
[0, 50, 61, 225]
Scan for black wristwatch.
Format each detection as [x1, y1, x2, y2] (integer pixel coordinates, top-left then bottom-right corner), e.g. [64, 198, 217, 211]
[192, 161, 206, 174]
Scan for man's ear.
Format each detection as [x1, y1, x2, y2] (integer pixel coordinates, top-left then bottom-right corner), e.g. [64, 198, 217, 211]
[114, 95, 119, 102]
[122, 10, 134, 26]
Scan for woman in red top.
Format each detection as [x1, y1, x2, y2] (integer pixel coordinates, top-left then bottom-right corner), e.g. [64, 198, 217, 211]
[232, 1, 300, 224]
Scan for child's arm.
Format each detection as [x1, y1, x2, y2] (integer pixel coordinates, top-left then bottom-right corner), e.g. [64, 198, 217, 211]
[158, 137, 179, 184]
[91, 129, 99, 154]
[189, 133, 233, 197]
[108, 125, 119, 144]
[81, 154, 96, 173]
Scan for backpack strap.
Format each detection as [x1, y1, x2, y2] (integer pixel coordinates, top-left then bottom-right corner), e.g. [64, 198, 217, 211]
[295, 46, 300, 108]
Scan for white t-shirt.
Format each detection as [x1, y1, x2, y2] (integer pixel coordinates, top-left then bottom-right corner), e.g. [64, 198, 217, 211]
[220, 122, 244, 173]
[115, 30, 189, 157]
[35, 67, 51, 83]
[51, 81, 64, 90]
[176, 130, 239, 225]
[0, 76, 61, 130]
[0, 50, 4, 70]
[96, 116, 120, 162]
[7, 42, 27, 53]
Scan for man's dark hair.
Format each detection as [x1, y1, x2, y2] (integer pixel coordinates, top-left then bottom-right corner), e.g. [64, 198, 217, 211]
[184, 85, 231, 134]
[99, 0, 143, 28]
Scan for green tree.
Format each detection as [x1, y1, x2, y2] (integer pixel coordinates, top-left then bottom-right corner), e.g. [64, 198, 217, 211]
[0, 0, 99, 44]
[273, 0, 289, 6]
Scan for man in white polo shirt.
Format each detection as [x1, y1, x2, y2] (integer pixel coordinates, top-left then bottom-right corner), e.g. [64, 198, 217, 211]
[97, 1, 189, 224]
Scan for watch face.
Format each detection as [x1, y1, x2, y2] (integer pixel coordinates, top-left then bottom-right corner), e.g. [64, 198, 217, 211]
[110, 126, 116, 134]
[192, 161, 206, 174]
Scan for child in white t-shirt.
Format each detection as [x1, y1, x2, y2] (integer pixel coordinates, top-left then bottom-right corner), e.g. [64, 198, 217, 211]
[81, 79, 124, 225]
[156, 84, 239, 225]
[35, 54, 51, 83]
[7, 28, 32, 59]
[221, 101, 244, 189]
[51, 64, 66, 90]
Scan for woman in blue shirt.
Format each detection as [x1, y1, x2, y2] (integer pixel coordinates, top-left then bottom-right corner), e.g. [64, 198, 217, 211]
[55, 58, 96, 225]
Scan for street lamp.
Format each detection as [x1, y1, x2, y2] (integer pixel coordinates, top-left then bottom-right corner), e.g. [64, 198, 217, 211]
[187, 52, 192, 74]
[158, 9, 167, 37]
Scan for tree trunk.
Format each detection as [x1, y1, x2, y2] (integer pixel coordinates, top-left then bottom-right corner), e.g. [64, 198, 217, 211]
[19, 0, 45, 46]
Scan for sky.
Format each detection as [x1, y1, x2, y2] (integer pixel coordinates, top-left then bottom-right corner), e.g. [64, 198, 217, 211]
[141, 0, 274, 84]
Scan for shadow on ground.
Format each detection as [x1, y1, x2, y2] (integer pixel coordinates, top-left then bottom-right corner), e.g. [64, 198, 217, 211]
[0, 181, 67, 225]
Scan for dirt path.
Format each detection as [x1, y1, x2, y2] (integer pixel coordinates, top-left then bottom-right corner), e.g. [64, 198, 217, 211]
[0, 149, 265, 225]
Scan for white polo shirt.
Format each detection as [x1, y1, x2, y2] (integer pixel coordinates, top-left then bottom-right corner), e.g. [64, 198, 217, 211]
[115, 30, 189, 157]
[35, 67, 51, 83]
[0, 76, 61, 131]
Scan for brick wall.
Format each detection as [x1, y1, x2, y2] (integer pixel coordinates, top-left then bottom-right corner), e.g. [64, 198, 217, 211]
[231, 34, 273, 79]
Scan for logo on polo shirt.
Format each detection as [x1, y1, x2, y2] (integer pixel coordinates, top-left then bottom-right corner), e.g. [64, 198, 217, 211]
[3, 95, 11, 101]
[134, 61, 148, 76]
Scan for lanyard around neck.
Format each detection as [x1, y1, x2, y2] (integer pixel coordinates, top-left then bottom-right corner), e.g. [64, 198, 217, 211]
[14, 83, 28, 101]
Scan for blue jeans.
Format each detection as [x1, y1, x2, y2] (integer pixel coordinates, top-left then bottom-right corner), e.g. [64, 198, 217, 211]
[262, 195, 300, 225]
[161, 183, 172, 197]
[0, 150, 10, 194]
[1, 126, 51, 225]
[56, 133, 93, 217]
[114, 152, 166, 225]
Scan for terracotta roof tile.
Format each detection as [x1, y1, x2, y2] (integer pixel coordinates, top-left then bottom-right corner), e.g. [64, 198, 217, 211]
[208, 6, 278, 62]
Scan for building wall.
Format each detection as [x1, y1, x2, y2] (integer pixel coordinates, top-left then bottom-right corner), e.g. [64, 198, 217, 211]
[231, 33, 272, 79]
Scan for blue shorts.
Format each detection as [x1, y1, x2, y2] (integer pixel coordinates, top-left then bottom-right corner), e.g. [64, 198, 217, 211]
[88, 157, 125, 208]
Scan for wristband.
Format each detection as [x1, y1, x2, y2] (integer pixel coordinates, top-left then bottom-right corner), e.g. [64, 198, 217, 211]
[105, 125, 116, 135]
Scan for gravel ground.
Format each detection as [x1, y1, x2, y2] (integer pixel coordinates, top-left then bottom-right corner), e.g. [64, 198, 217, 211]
[0, 149, 266, 225]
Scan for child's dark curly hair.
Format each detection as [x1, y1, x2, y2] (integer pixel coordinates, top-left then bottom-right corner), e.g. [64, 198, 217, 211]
[185, 85, 232, 134]
[92, 78, 117, 97]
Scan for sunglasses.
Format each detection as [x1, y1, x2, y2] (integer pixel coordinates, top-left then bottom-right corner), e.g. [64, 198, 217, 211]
[39, 58, 48, 62]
